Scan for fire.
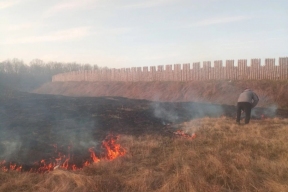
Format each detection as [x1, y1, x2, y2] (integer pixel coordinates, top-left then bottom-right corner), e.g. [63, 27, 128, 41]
[0, 134, 125, 173]
[1, 160, 8, 172]
[89, 147, 100, 163]
[173, 130, 196, 140]
[0, 161, 22, 172]
[102, 135, 126, 160]
[83, 161, 90, 167]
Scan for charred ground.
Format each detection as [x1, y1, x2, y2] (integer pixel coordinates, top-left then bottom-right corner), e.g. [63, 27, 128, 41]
[0, 87, 287, 170]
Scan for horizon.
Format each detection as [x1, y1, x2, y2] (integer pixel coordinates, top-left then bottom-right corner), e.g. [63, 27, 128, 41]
[1, 0, 287, 69]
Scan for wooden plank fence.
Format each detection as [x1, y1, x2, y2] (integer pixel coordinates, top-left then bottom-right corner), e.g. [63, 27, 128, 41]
[52, 57, 288, 82]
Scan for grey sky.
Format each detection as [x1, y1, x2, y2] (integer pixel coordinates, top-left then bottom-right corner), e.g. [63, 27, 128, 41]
[0, 0, 287, 68]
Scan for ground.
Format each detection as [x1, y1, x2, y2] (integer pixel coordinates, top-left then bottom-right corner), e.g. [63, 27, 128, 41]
[1, 83, 288, 191]
[0, 92, 229, 169]
[33, 80, 288, 108]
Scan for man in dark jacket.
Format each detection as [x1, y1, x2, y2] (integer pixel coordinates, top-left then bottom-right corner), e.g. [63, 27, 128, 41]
[236, 88, 259, 124]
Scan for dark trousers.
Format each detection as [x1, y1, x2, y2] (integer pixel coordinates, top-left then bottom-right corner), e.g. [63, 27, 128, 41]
[236, 102, 252, 124]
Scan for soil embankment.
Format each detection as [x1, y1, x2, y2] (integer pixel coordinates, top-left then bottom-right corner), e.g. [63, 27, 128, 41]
[34, 80, 288, 109]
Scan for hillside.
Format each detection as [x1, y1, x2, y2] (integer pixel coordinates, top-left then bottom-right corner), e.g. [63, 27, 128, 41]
[34, 80, 288, 109]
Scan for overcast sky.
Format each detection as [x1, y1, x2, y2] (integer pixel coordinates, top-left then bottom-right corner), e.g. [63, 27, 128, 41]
[0, 0, 287, 68]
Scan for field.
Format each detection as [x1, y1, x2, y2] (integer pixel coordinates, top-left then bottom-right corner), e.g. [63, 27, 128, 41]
[1, 87, 288, 192]
[34, 80, 288, 108]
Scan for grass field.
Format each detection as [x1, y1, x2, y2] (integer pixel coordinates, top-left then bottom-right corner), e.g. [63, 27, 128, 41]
[1, 117, 288, 192]
[0, 88, 288, 192]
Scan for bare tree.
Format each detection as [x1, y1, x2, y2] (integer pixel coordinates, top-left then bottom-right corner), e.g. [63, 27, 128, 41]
[0, 58, 102, 91]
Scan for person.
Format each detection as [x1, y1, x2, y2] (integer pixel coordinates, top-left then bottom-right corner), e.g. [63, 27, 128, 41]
[236, 88, 259, 124]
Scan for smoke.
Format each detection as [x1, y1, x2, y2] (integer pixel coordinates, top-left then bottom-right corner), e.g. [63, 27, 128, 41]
[265, 105, 278, 116]
[0, 117, 99, 164]
[0, 138, 22, 161]
[174, 120, 202, 136]
[53, 117, 100, 151]
[0, 92, 102, 165]
[152, 101, 226, 125]
[152, 102, 179, 124]
[184, 103, 225, 119]
[251, 104, 278, 118]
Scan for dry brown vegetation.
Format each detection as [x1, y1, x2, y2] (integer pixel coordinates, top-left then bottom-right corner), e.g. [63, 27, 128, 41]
[34, 80, 288, 109]
[1, 117, 288, 192]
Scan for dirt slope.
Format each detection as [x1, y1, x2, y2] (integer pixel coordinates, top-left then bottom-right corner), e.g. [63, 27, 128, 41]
[33, 80, 288, 109]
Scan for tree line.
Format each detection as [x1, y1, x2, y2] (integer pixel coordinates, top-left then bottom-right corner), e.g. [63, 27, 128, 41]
[0, 58, 101, 92]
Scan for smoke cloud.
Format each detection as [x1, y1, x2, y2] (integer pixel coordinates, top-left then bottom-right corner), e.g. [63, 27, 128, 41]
[0, 93, 101, 166]
[152, 101, 227, 125]
[152, 102, 179, 124]
[252, 104, 278, 118]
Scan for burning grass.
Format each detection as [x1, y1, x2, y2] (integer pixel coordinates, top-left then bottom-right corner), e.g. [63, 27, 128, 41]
[1, 117, 288, 192]
[0, 134, 126, 173]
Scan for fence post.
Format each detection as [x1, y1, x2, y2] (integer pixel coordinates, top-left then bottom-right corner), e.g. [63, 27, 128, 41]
[203, 61, 211, 80]
[173, 64, 181, 81]
[183, 63, 190, 81]
[165, 65, 173, 81]
[279, 57, 288, 80]
[214, 60, 222, 80]
[225, 60, 234, 80]
[238, 59, 248, 80]
[192, 62, 200, 80]
[150, 66, 156, 81]
[158, 65, 164, 81]
[143, 67, 149, 81]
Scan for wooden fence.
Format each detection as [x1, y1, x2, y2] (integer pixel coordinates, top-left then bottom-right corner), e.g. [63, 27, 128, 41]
[52, 57, 288, 82]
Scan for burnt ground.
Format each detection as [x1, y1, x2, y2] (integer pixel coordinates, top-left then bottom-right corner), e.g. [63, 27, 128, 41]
[0, 91, 287, 171]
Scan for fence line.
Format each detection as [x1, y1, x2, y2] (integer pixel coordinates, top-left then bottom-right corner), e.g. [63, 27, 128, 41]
[52, 57, 288, 82]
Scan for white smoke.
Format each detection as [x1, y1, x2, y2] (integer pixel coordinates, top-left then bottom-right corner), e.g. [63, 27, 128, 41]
[152, 101, 226, 125]
[251, 104, 278, 118]
[52, 117, 100, 151]
[0, 135, 22, 161]
[152, 102, 179, 123]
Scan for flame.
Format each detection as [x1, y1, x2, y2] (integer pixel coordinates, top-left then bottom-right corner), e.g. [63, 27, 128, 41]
[0, 161, 22, 172]
[72, 164, 77, 171]
[173, 130, 196, 140]
[89, 147, 100, 163]
[102, 135, 126, 160]
[2, 166, 8, 172]
[9, 163, 16, 170]
[84, 161, 90, 167]
[1, 161, 7, 172]
[62, 158, 70, 169]
[0, 133, 125, 173]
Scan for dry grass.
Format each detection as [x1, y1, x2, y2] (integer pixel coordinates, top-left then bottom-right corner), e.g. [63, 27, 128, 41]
[1, 117, 288, 192]
[33, 80, 288, 108]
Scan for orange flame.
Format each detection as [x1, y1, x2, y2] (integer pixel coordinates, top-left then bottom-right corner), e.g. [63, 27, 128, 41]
[174, 130, 196, 140]
[0, 160, 5, 165]
[62, 158, 70, 169]
[89, 147, 100, 163]
[9, 163, 16, 170]
[102, 135, 126, 160]
[0, 133, 125, 173]
[84, 161, 90, 167]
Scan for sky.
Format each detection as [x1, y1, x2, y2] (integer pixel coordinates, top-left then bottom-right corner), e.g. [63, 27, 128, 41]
[0, 0, 287, 68]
